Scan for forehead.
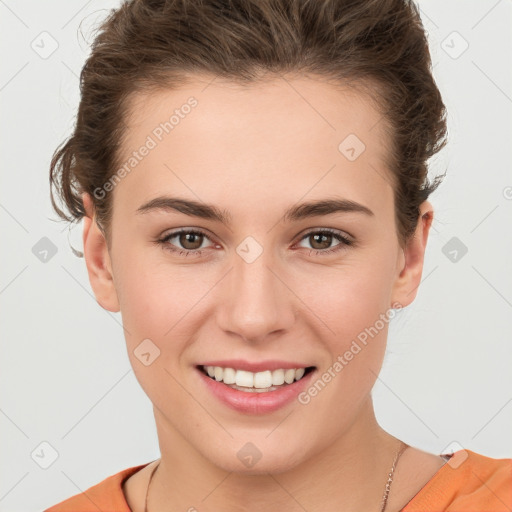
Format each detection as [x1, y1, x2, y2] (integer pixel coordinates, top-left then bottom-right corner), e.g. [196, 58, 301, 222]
[114, 74, 394, 218]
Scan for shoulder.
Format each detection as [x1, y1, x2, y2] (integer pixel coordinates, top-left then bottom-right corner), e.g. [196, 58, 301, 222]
[42, 462, 151, 512]
[403, 449, 512, 512]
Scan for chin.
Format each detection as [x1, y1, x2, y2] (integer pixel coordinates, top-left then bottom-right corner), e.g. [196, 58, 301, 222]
[205, 440, 308, 475]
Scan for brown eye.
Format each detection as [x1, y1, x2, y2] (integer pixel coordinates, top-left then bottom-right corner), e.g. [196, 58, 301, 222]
[296, 229, 353, 256]
[158, 229, 214, 255]
[308, 232, 334, 250]
[178, 231, 204, 250]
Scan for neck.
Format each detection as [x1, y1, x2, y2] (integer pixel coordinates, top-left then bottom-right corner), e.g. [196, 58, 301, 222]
[149, 396, 403, 512]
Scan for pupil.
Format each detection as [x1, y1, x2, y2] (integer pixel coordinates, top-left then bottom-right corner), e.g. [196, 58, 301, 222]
[312, 233, 331, 250]
[181, 233, 202, 250]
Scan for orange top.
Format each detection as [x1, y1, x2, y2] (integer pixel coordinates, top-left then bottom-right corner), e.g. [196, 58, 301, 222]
[43, 449, 511, 512]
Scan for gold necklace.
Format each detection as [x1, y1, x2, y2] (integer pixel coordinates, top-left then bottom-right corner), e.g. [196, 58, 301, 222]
[144, 441, 408, 512]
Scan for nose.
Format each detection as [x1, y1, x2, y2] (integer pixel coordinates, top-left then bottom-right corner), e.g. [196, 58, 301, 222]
[216, 249, 296, 344]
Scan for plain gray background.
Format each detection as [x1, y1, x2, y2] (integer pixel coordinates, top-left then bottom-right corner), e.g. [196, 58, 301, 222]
[1, 1, 511, 511]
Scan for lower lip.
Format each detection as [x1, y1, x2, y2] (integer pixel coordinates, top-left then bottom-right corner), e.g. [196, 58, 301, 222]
[196, 366, 316, 414]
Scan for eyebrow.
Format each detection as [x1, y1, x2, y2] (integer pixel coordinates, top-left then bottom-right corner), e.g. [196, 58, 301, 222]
[135, 196, 374, 224]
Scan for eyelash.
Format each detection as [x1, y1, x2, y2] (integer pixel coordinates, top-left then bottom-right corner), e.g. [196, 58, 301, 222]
[157, 228, 354, 258]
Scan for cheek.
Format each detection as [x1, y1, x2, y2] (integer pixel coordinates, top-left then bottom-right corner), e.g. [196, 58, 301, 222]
[295, 255, 396, 406]
[115, 263, 195, 400]
[303, 257, 395, 342]
[114, 255, 189, 347]
[114, 255, 218, 374]
[295, 267, 393, 423]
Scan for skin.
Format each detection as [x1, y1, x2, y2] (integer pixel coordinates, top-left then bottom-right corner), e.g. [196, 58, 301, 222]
[82, 74, 445, 512]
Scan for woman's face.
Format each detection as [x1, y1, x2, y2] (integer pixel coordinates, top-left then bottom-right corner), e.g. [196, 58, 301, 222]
[85, 74, 430, 474]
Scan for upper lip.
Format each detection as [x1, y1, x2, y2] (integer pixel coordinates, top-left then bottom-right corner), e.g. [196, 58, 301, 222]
[196, 359, 314, 373]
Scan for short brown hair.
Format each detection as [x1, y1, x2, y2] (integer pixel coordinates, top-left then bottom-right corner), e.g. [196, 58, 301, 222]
[50, 0, 448, 250]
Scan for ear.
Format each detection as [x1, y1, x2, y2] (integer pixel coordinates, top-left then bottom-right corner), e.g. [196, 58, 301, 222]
[82, 193, 120, 312]
[390, 200, 434, 308]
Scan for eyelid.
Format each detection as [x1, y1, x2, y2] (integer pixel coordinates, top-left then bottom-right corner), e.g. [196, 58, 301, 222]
[298, 226, 353, 241]
[159, 226, 352, 246]
[158, 227, 217, 248]
[159, 226, 216, 241]
[158, 226, 354, 258]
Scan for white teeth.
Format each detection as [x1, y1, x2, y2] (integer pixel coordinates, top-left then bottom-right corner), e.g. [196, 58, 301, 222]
[235, 370, 254, 388]
[272, 369, 285, 386]
[202, 365, 310, 389]
[284, 369, 296, 384]
[222, 367, 236, 384]
[295, 368, 305, 380]
[254, 370, 272, 388]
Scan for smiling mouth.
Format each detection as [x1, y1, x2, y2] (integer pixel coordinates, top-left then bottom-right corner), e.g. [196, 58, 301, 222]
[197, 364, 316, 393]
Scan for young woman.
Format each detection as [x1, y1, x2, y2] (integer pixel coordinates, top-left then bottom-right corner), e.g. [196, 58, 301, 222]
[44, 0, 511, 511]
